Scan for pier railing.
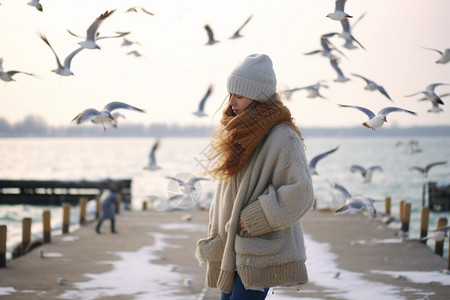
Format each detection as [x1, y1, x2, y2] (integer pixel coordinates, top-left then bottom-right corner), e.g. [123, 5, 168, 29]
[0, 179, 131, 205]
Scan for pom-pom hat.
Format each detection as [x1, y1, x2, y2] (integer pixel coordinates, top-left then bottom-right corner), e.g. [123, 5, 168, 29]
[227, 54, 277, 102]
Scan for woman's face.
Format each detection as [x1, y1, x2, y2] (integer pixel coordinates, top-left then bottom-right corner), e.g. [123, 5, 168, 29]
[229, 94, 254, 115]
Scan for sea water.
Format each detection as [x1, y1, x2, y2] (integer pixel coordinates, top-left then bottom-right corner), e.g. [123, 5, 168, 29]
[0, 136, 449, 262]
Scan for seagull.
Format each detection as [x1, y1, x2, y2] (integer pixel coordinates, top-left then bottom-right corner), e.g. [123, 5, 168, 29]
[204, 24, 219, 45]
[27, 0, 42, 12]
[405, 83, 449, 106]
[144, 140, 161, 171]
[351, 73, 392, 101]
[193, 84, 213, 117]
[421, 225, 450, 241]
[334, 196, 379, 215]
[229, 15, 253, 39]
[309, 146, 339, 175]
[38, 32, 85, 76]
[329, 181, 381, 215]
[105, 112, 125, 128]
[408, 161, 447, 178]
[72, 101, 146, 131]
[166, 175, 209, 194]
[338, 104, 417, 130]
[350, 165, 383, 183]
[282, 81, 329, 99]
[304, 33, 347, 59]
[67, 10, 125, 49]
[421, 46, 450, 64]
[0, 58, 37, 82]
[121, 35, 141, 47]
[326, 0, 352, 21]
[126, 6, 155, 16]
[329, 56, 350, 82]
[127, 50, 142, 57]
[337, 13, 366, 49]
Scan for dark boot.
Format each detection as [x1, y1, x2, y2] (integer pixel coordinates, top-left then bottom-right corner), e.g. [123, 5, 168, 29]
[111, 218, 117, 234]
[96, 219, 103, 234]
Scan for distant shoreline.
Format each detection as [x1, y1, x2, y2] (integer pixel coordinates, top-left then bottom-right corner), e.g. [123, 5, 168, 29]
[0, 125, 449, 138]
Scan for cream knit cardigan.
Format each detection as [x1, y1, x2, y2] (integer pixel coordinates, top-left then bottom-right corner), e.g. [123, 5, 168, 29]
[196, 123, 314, 293]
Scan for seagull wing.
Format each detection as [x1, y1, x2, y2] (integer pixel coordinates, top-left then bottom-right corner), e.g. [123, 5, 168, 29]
[424, 161, 447, 173]
[329, 181, 352, 199]
[421, 46, 443, 56]
[72, 108, 101, 124]
[38, 32, 64, 70]
[378, 107, 417, 116]
[204, 24, 216, 44]
[350, 165, 366, 176]
[329, 57, 347, 78]
[103, 101, 146, 113]
[376, 85, 392, 101]
[351, 73, 370, 84]
[86, 10, 115, 41]
[198, 85, 213, 112]
[335, 0, 346, 11]
[230, 14, 252, 38]
[96, 31, 131, 41]
[149, 140, 159, 166]
[368, 165, 383, 172]
[309, 146, 339, 175]
[338, 104, 376, 119]
[67, 29, 85, 38]
[63, 47, 84, 69]
[139, 7, 155, 16]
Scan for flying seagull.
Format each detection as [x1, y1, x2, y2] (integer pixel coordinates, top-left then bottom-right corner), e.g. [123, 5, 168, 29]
[0, 58, 37, 82]
[282, 81, 329, 99]
[405, 83, 448, 106]
[309, 146, 339, 175]
[125, 6, 155, 16]
[421, 46, 450, 64]
[329, 56, 350, 82]
[408, 161, 447, 178]
[66, 10, 125, 49]
[72, 101, 145, 131]
[350, 165, 383, 183]
[304, 33, 347, 59]
[337, 13, 366, 50]
[351, 73, 392, 101]
[204, 24, 219, 45]
[38, 32, 85, 76]
[144, 140, 161, 171]
[229, 15, 253, 39]
[338, 104, 417, 130]
[193, 84, 213, 117]
[329, 181, 381, 215]
[27, 0, 42, 12]
[421, 225, 450, 241]
[326, 0, 352, 21]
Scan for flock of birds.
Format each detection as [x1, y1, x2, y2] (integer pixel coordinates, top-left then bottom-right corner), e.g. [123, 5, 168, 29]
[2, 1, 449, 131]
[307, 138, 449, 240]
[279, 0, 450, 131]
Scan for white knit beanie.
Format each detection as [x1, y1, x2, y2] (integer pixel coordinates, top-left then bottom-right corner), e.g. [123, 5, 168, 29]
[227, 54, 277, 102]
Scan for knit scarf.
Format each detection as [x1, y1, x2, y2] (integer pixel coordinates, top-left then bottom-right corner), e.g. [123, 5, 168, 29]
[211, 102, 295, 179]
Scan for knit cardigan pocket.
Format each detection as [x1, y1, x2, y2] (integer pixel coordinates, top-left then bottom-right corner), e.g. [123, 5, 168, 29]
[235, 234, 283, 261]
[195, 235, 224, 266]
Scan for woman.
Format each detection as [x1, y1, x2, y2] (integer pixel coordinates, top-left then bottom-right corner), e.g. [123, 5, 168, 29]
[196, 54, 314, 299]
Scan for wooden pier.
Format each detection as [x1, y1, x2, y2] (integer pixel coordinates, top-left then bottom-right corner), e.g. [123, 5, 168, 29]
[0, 179, 132, 206]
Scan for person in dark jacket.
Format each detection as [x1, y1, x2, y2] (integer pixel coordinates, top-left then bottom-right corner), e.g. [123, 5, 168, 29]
[95, 189, 118, 234]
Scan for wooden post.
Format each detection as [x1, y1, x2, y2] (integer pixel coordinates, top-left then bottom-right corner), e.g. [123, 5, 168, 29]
[384, 196, 391, 215]
[399, 200, 405, 223]
[62, 203, 71, 234]
[42, 210, 51, 243]
[401, 202, 411, 232]
[0, 225, 6, 268]
[116, 192, 123, 214]
[435, 217, 448, 256]
[142, 201, 147, 211]
[419, 207, 429, 244]
[79, 197, 88, 224]
[22, 217, 32, 250]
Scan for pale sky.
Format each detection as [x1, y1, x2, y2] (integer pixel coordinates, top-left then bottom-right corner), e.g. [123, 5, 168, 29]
[1, 0, 449, 129]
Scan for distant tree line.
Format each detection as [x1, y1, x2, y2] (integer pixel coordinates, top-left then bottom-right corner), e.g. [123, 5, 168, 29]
[0, 115, 449, 137]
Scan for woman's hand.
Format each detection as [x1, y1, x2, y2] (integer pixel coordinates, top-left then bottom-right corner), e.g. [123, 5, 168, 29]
[239, 217, 247, 232]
